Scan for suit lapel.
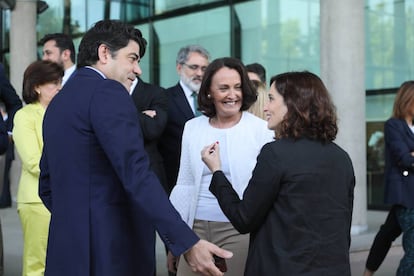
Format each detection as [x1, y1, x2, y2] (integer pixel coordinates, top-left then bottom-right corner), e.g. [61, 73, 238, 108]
[131, 79, 146, 105]
[172, 83, 194, 120]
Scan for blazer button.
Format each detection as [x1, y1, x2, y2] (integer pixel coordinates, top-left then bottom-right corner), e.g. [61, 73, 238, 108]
[403, 171, 409, 176]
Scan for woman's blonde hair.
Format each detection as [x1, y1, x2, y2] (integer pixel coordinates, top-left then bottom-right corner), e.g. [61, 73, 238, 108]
[247, 81, 267, 120]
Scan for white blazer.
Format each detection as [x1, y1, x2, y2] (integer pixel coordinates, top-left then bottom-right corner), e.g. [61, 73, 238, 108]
[170, 111, 274, 227]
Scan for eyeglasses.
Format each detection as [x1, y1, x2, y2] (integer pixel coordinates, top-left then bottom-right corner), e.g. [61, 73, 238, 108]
[182, 63, 207, 72]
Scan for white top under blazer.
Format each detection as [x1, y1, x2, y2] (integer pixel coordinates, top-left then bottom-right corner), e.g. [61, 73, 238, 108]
[170, 111, 274, 227]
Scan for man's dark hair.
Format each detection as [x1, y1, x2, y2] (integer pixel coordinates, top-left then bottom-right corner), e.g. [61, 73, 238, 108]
[77, 20, 147, 68]
[246, 63, 266, 84]
[40, 33, 76, 63]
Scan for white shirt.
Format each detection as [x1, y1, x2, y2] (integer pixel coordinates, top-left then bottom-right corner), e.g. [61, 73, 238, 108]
[129, 78, 139, 95]
[179, 80, 196, 114]
[196, 128, 231, 222]
[62, 64, 76, 86]
[170, 112, 274, 227]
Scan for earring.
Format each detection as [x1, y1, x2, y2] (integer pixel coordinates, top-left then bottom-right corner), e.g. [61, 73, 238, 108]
[207, 94, 211, 99]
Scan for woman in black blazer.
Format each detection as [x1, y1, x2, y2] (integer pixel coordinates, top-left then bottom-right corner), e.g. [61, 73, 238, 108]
[202, 71, 355, 275]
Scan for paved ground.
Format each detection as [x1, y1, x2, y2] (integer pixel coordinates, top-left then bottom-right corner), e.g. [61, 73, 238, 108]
[0, 204, 403, 276]
[0, 202, 171, 276]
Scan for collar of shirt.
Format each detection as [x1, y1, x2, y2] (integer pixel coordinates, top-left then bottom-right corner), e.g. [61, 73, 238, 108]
[62, 64, 76, 86]
[129, 78, 139, 95]
[179, 80, 196, 112]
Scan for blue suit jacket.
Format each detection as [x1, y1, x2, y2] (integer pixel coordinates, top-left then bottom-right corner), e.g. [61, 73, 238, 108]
[0, 63, 22, 154]
[39, 68, 199, 276]
[384, 118, 414, 208]
[158, 83, 194, 194]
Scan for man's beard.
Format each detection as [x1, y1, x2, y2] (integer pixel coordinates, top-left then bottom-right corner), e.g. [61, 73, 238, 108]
[57, 58, 65, 68]
[180, 74, 201, 92]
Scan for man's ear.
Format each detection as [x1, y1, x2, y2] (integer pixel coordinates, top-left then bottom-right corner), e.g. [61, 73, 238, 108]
[176, 63, 182, 75]
[61, 49, 71, 61]
[97, 44, 110, 64]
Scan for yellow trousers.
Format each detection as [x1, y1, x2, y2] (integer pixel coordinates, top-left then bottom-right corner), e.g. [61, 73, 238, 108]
[17, 203, 50, 276]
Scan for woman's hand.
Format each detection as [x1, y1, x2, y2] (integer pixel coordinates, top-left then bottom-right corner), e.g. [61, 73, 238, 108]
[201, 141, 221, 173]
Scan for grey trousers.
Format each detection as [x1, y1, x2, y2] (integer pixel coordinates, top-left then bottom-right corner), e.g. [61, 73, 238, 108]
[177, 219, 249, 276]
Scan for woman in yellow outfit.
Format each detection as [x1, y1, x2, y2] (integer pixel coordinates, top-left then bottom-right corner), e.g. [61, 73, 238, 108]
[13, 60, 63, 276]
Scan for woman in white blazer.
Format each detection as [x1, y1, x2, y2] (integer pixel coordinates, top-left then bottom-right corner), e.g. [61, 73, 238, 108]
[168, 57, 273, 276]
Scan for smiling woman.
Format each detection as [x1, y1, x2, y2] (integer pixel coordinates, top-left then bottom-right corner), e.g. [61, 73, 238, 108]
[201, 71, 355, 275]
[168, 57, 274, 276]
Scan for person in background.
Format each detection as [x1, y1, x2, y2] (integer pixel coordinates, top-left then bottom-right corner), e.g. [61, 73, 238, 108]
[246, 63, 267, 120]
[168, 57, 273, 276]
[246, 62, 266, 87]
[130, 70, 168, 276]
[202, 71, 355, 275]
[13, 60, 63, 276]
[0, 63, 23, 208]
[158, 45, 210, 196]
[0, 100, 6, 276]
[130, 77, 168, 191]
[38, 20, 231, 276]
[363, 206, 401, 276]
[247, 81, 267, 120]
[0, 62, 21, 276]
[364, 81, 414, 276]
[40, 33, 76, 86]
[0, 102, 12, 210]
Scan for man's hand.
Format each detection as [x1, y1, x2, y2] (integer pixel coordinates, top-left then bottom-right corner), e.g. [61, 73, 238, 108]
[167, 251, 178, 273]
[183, 239, 232, 276]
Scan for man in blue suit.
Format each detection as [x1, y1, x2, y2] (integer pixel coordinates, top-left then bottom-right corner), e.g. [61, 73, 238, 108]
[39, 20, 231, 276]
[0, 62, 22, 275]
[0, 63, 22, 208]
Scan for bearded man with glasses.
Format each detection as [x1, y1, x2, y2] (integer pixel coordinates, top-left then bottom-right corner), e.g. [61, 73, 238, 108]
[159, 45, 210, 196]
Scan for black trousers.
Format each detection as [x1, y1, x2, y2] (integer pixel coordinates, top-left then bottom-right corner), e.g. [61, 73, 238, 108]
[365, 205, 402, 271]
[0, 144, 13, 207]
[0, 218, 3, 276]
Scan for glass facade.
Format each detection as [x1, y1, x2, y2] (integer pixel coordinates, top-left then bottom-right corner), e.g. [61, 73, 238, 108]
[365, 0, 414, 208]
[1, 0, 414, 208]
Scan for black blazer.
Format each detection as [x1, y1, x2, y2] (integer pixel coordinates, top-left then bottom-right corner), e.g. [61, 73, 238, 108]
[131, 78, 168, 190]
[158, 83, 194, 194]
[384, 118, 414, 208]
[210, 138, 355, 276]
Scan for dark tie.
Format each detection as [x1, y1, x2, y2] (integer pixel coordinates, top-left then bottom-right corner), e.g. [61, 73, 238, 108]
[191, 92, 202, 117]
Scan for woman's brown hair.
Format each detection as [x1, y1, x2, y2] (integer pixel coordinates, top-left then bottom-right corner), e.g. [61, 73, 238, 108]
[392, 81, 414, 119]
[22, 60, 64, 104]
[271, 71, 338, 143]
